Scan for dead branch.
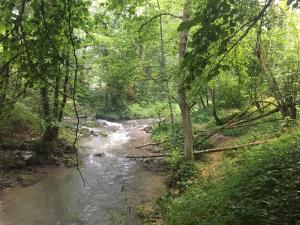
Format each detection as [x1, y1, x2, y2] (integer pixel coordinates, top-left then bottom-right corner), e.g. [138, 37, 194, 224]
[194, 141, 268, 154]
[125, 154, 166, 159]
[197, 105, 279, 144]
[136, 140, 169, 149]
[227, 107, 280, 128]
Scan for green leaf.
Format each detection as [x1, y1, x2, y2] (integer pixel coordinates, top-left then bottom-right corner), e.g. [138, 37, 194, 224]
[0, 24, 6, 35]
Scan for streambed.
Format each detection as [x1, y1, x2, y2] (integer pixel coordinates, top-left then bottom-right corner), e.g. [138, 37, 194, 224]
[0, 119, 166, 225]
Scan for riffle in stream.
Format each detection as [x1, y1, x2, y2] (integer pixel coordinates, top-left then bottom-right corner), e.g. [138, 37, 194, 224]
[0, 119, 166, 225]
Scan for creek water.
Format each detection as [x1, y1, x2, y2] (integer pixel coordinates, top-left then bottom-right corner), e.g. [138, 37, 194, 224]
[0, 119, 166, 225]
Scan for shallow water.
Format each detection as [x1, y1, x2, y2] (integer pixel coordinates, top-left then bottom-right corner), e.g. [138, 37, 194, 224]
[0, 119, 166, 225]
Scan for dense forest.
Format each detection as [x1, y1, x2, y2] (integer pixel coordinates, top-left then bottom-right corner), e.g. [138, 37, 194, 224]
[0, 0, 300, 224]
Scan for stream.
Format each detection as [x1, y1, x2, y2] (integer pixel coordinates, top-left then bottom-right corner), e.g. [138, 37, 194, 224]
[0, 119, 166, 225]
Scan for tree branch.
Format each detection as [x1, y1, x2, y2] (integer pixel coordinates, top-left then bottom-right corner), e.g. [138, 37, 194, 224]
[139, 13, 182, 34]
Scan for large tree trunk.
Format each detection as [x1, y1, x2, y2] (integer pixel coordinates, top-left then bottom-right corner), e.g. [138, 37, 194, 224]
[40, 85, 57, 144]
[178, 89, 194, 160]
[178, 0, 194, 161]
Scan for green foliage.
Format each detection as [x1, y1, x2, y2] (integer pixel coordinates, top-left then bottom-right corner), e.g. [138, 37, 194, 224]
[0, 102, 40, 140]
[129, 101, 173, 119]
[160, 127, 300, 225]
[222, 114, 282, 141]
[184, 0, 260, 85]
[166, 150, 197, 190]
[151, 121, 184, 148]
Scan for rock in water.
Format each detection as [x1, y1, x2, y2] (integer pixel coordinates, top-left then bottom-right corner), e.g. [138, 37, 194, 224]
[94, 152, 105, 157]
[142, 125, 153, 133]
[90, 130, 98, 136]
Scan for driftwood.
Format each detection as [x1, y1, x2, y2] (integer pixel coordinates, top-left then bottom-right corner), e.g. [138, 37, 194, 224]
[194, 141, 267, 154]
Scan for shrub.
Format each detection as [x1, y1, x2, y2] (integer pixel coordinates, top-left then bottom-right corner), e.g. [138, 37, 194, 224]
[0, 102, 40, 140]
[160, 127, 300, 225]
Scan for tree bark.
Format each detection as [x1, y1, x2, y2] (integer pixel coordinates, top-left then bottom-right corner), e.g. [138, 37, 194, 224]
[157, 0, 175, 138]
[210, 88, 222, 125]
[176, 0, 194, 161]
[257, 44, 291, 118]
[40, 85, 57, 143]
[59, 54, 70, 122]
[199, 96, 207, 109]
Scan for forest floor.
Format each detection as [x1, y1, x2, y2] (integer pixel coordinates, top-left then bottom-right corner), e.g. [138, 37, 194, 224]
[200, 132, 235, 178]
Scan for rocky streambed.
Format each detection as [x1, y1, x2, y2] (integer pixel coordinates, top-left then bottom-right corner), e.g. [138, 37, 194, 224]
[0, 119, 167, 225]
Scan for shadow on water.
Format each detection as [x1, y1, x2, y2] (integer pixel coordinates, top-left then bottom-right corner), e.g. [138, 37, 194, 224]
[0, 119, 166, 225]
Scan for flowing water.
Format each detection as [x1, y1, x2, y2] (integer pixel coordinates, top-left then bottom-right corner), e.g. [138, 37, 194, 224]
[0, 119, 166, 225]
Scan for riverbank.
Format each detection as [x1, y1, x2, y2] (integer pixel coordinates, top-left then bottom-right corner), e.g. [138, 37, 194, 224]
[0, 138, 78, 189]
[152, 114, 300, 225]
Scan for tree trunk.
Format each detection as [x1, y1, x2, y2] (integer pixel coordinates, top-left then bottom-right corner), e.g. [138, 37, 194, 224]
[0, 64, 9, 113]
[178, 0, 194, 161]
[178, 89, 194, 160]
[210, 88, 222, 125]
[0, 27, 10, 115]
[59, 54, 70, 122]
[51, 71, 61, 139]
[40, 85, 57, 143]
[199, 96, 207, 109]
[257, 45, 290, 118]
[157, 1, 175, 138]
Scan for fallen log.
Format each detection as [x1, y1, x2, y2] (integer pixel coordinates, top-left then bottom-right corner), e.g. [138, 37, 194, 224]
[194, 141, 268, 154]
[125, 154, 166, 159]
[129, 141, 268, 158]
[136, 140, 169, 149]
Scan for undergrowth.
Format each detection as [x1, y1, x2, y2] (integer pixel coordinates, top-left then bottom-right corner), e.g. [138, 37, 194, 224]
[159, 126, 300, 225]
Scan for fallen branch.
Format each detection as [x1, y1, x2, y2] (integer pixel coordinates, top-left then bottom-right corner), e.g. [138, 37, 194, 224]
[125, 154, 166, 159]
[198, 106, 279, 143]
[194, 141, 267, 154]
[136, 140, 169, 149]
[126, 141, 268, 158]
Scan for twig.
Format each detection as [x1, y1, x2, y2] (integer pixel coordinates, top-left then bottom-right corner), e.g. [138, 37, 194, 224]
[67, 0, 86, 187]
